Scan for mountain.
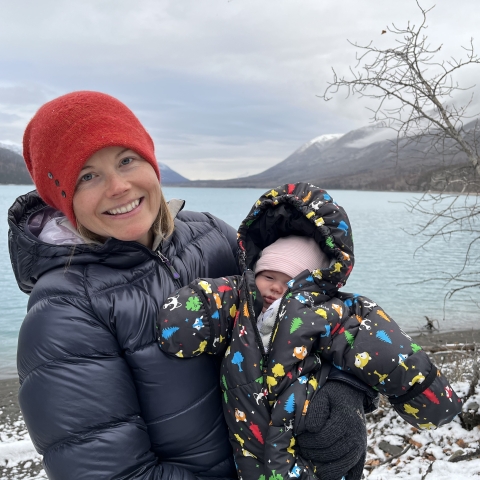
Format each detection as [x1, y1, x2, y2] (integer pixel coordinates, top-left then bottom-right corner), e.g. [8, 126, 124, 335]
[0, 143, 190, 185]
[0, 146, 33, 184]
[158, 162, 190, 184]
[180, 124, 478, 192]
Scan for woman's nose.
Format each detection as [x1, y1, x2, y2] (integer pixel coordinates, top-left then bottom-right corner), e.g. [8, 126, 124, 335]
[106, 172, 129, 196]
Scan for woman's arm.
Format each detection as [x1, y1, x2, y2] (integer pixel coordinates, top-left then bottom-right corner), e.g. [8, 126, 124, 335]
[17, 278, 213, 480]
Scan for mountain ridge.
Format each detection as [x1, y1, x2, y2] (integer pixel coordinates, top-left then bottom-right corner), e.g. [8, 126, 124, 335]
[176, 123, 479, 192]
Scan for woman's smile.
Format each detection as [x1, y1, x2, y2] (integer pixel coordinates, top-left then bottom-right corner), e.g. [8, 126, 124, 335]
[105, 198, 142, 216]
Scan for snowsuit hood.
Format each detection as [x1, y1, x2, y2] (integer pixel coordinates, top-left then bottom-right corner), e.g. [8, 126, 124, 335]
[237, 183, 354, 297]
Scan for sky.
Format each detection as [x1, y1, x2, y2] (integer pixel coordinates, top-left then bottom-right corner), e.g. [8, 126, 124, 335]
[1, 0, 480, 180]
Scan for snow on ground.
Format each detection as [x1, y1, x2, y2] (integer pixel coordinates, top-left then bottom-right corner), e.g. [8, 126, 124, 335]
[364, 350, 480, 479]
[0, 412, 45, 480]
[1, 349, 479, 479]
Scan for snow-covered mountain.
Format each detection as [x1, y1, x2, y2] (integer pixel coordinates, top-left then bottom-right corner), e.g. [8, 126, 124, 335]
[158, 162, 190, 184]
[184, 122, 476, 192]
[295, 133, 344, 154]
[0, 141, 22, 155]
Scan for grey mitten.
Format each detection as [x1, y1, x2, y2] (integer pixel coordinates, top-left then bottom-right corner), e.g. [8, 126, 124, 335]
[297, 381, 367, 480]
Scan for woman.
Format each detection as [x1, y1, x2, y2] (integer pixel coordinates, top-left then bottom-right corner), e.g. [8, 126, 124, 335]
[8, 91, 370, 480]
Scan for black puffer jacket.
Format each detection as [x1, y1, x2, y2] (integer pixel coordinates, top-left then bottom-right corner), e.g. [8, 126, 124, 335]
[8, 190, 240, 480]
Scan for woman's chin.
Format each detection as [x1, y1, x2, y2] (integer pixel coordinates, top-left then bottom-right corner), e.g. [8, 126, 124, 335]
[112, 228, 153, 247]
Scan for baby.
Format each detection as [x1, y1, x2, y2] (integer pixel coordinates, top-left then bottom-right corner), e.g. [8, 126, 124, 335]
[158, 183, 462, 480]
[255, 236, 330, 352]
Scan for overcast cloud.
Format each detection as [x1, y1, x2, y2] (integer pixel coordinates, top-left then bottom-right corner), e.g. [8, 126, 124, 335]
[1, 0, 479, 179]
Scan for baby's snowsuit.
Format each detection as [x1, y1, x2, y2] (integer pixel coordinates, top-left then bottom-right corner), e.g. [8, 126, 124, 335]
[158, 183, 462, 480]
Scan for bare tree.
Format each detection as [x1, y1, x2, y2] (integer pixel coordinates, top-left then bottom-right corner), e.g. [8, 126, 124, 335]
[322, 1, 480, 303]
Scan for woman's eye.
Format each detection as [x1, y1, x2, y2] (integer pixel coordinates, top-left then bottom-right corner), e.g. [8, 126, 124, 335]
[120, 157, 134, 166]
[81, 173, 94, 182]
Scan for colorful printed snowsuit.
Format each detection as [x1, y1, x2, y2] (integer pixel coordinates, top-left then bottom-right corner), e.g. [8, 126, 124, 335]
[158, 183, 462, 480]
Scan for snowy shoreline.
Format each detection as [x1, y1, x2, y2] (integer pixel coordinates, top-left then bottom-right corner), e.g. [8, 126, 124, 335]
[1, 329, 480, 479]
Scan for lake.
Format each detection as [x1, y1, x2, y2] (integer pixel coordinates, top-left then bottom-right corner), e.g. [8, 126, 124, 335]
[1, 185, 478, 378]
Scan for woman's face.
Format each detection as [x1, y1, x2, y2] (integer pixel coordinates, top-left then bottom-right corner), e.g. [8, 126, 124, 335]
[73, 146, 161, 248]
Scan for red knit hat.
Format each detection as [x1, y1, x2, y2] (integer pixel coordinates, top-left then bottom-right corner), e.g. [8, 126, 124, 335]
[23, 91, 160, 227]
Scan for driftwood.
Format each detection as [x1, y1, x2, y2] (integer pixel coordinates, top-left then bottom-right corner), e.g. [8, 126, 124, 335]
[422, 343, 477, 353]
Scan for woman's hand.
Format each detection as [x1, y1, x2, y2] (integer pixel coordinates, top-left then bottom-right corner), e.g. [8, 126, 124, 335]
[297, 381, 367, 480]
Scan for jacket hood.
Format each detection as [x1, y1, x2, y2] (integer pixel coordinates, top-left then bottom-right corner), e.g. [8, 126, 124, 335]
[237, 182, 354, 297]
[8, 190, 154, 294]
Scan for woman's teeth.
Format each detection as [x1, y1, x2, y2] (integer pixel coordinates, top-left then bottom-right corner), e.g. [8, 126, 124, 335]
[107, 199, 140, 215]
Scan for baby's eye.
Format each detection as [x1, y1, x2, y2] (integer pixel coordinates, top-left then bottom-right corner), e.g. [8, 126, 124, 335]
[120, 157, 134, 166]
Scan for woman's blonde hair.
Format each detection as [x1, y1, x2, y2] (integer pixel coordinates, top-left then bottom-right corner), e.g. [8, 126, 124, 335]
[76, 189, 175, 246]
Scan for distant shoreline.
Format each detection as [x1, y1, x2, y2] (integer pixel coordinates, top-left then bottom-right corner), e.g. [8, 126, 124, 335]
[2, 183, 477, 196]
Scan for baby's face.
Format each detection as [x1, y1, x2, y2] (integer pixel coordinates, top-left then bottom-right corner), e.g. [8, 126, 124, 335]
[255, 270, 291, 312]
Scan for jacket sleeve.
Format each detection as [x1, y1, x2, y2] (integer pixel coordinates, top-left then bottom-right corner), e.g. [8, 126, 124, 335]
[16, 274, 210, 480]
[158, 276, 242, 357]
[319, 295, 463, 430]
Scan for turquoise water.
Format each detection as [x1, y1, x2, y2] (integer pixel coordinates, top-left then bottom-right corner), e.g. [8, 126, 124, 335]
[1, 185, 478, 378]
